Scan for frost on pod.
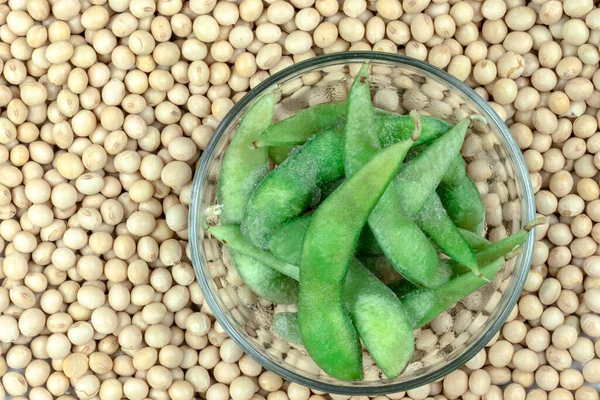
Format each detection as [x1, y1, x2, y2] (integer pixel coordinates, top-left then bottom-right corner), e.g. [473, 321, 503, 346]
[0, 0, 599, 398]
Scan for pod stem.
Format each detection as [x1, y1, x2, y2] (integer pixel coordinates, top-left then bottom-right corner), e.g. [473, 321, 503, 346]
[409, 110, 422, 142]
[524, 216, 548, 231]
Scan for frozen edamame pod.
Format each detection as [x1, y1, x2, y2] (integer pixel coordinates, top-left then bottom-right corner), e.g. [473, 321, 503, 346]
[254, 102, 347, 147]
[268, 218, 414, 379]
[217, 91, 277, 225]
[475, 217, 546, 266]
[242, 126, 345, 249]
[344, 64, 449, 288]
[299, 139, 415, 381]
[395, 116, 478, 217]
[273, 312, 302, 344]
[397, 256, 506, 328]
[438, 174, 486, 234]
[208, 225, 299, 280]
[414, 193, 479, 274]
[228, 252, 299, 304]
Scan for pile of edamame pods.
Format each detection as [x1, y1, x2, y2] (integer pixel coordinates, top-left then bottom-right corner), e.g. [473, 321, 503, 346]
[207, 64, 543, 381]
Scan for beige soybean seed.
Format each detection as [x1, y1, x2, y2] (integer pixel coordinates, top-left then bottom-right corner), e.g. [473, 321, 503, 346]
[473, 60, 497, 85]
[527, 327, 551, 352]
[582, 359, 600, 383]
[569, 337, 594, 363]
[411, 14, 434, 43]
[91, 307, 118, 335]
[557, 56, 583, 80]
[513, 349, 539, 372]
[127, 211, 156, 236]
[63, 353, 89, 379]
[267, 1, 294, 25]
[428, 44, 451, 69]
[552, 325, 578, 350]
[503, 320, 528, 343]
[375, 0, 401, 19]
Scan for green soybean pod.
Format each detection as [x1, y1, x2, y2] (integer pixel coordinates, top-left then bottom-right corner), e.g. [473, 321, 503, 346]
[256, 108, 451, 149]
[217, 90, 277, 225]
[268, 215, 396, 281]
[459, 228, 491, 251]
[343, 64, 380, 171]
[270, 261, 415, 380]
[414, 193, 479, 274]
[214, 90, 298, 304]
[268, 218, 413, 379]
[208, 225, 299, 304]
[368, 188, 453, 287]
[208, 225, 299, 280]
[228, 252, 299, 304]
[432, 129, 485, 236]
[273, 312, 302, 344]
[395, 116, 478, 217]
[242, 126, 345, 249]
[377, 115, 452, 147]
[344, 260, 414, 379]
[343, 64, 449, 288]
[264, 183, 384, 258]
[443, 155, 467, 188]
[475, 217, 546, 266]
[401, 140, 477, 271]
[267, 214, 311, 265]
[311, 182, 386, 257]
[387, 256, 475, 296]
[253, 102, 347, 147]
[397, 256, 506, 328]
[437, 174, 486, 234]
[299, 139, 415, 381]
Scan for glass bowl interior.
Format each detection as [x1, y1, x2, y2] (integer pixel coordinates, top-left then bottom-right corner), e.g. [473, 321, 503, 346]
[189, 52, 535, 395]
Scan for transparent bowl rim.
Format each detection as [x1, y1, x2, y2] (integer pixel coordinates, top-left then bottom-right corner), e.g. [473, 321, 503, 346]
[189, 51, 536, 395]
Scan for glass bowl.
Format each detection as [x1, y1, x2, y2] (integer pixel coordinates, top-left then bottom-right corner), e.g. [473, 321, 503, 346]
[189, 52, 535, 395]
